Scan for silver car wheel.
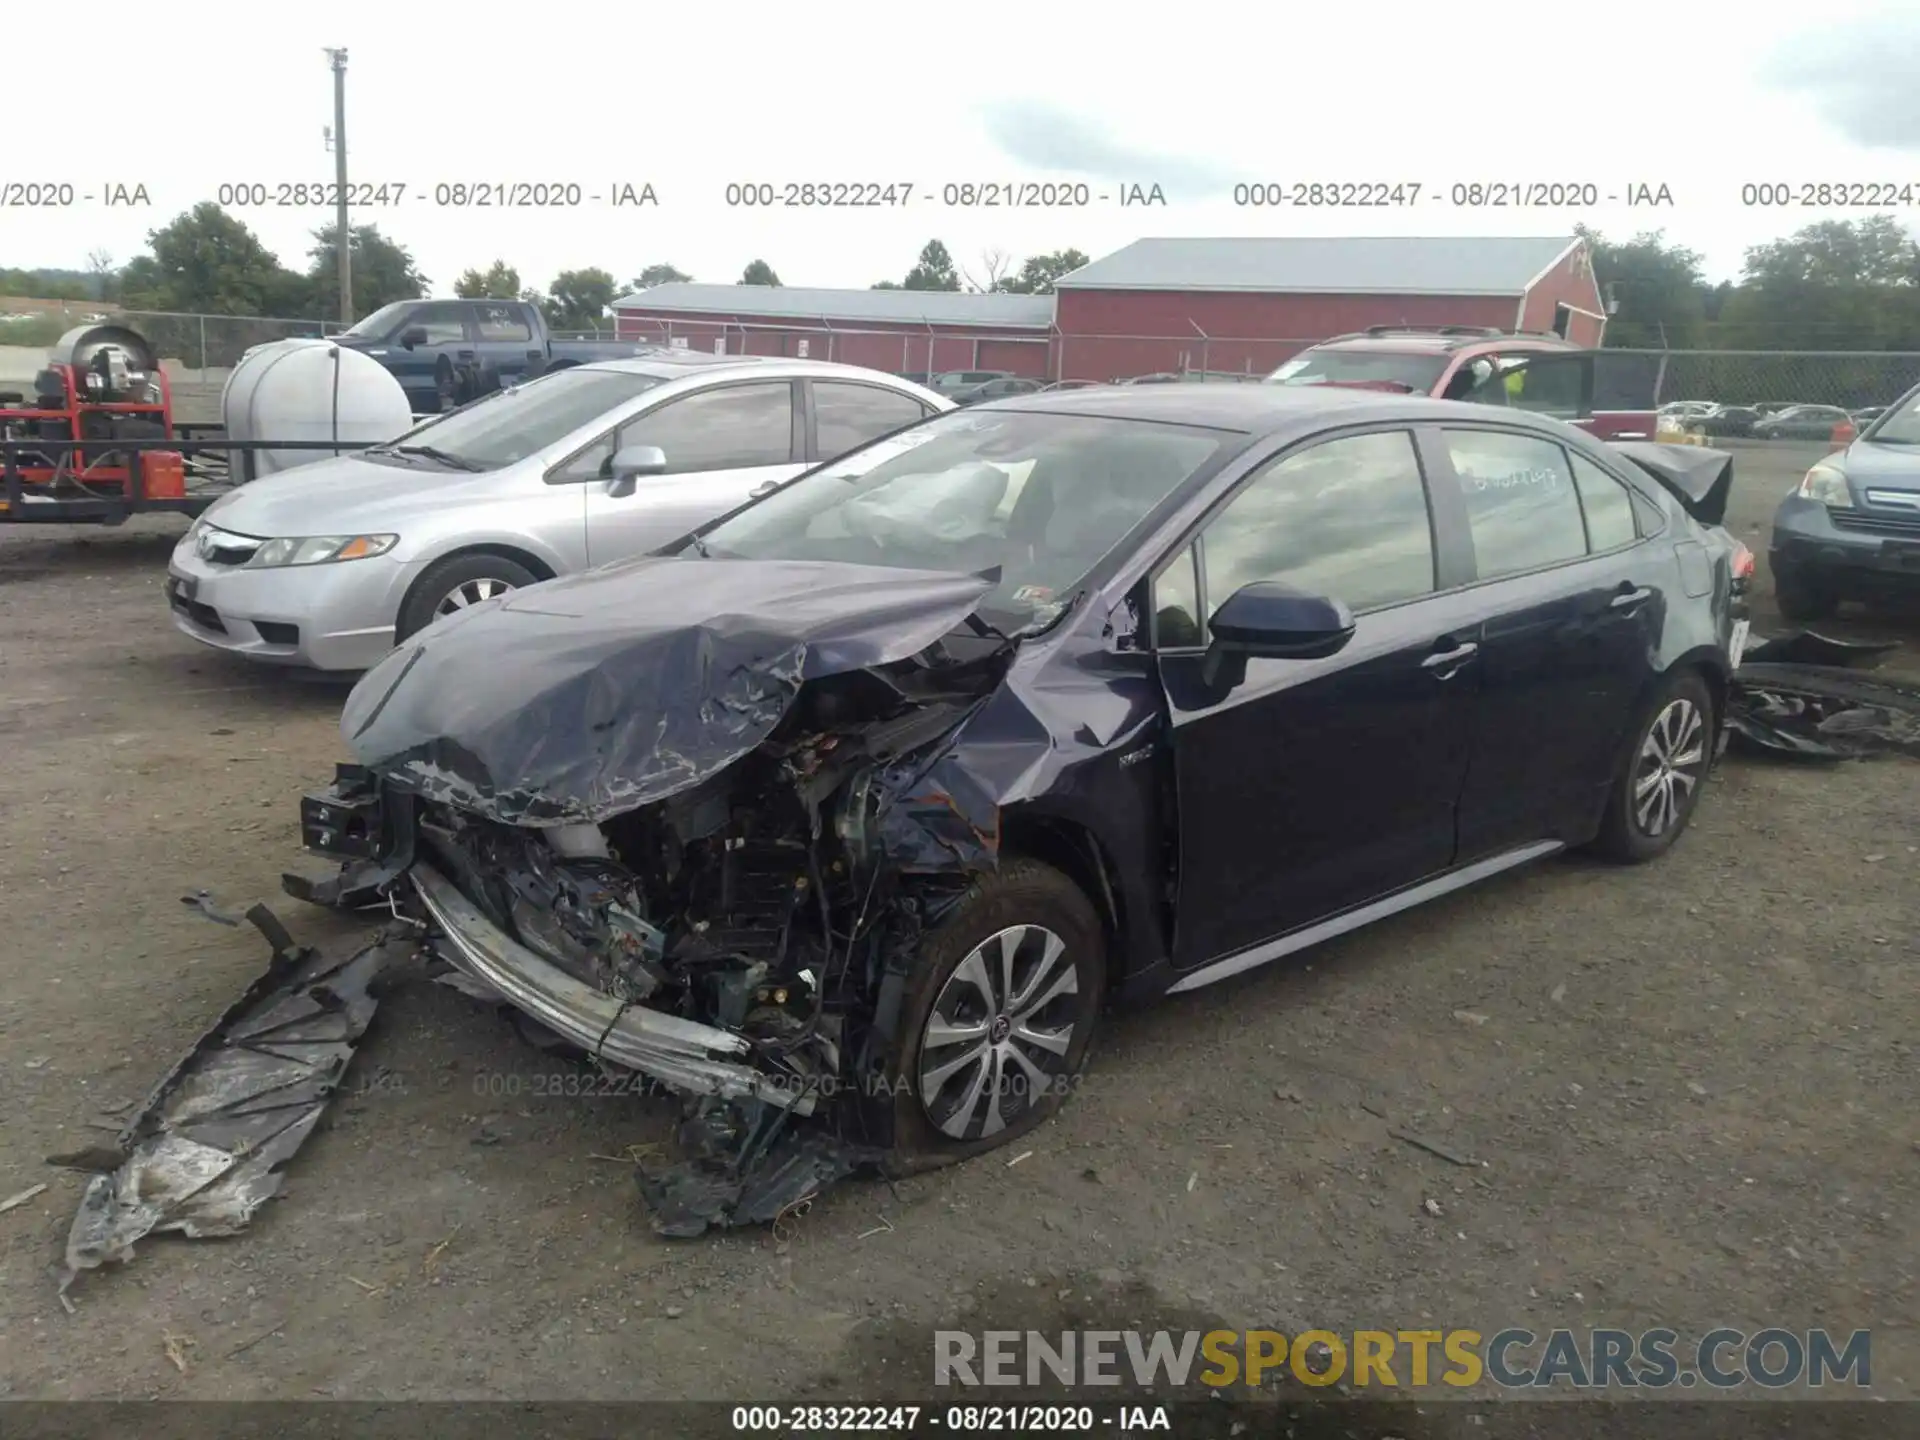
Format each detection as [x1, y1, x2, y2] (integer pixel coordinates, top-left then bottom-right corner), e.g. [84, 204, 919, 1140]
[917, 923, 1083, 1141]
[1632, 697, 1706, 837]
[435, 576, 516, 617]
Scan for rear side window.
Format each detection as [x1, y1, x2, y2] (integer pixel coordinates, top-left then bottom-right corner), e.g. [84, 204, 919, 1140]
[1442, 429, 1586, 580]
[474, 304, 532, 343]
[1160, 430, 1435, 641]
[813, 382, 928, 459]
[1569, 452, 1640, 551]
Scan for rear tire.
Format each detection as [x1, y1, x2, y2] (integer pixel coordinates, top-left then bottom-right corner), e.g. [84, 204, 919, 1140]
[884, 859, 1105, 1173]
[397, 552, 541, 641]
[1591, 669, 1716, 864]
[1773, 567, 1839, 623]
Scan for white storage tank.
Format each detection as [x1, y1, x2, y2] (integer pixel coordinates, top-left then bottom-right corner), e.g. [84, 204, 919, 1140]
[220, 339, 414, 478]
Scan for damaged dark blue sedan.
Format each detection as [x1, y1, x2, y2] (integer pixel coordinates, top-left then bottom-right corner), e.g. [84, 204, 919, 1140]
[287, 385, 1752, 1234]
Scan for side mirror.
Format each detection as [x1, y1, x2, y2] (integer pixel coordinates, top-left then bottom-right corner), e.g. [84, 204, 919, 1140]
[604, 444, 667, 498]
[400, 326, 428, 349]
[1199, 581, 1355, 693]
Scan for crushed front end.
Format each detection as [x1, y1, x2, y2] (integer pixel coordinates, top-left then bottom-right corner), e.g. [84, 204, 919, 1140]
[284, 590, 1014, 1234]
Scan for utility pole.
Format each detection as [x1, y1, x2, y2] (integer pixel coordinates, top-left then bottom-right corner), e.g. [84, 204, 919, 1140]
[326, 48, 352, 326]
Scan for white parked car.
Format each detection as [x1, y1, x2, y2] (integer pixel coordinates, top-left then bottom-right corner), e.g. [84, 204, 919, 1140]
[166, 354, 951, 670]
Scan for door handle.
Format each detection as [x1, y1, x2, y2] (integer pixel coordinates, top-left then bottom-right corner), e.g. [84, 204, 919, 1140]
[1421, 639, 1479, 675]
[1610, 584, 1654, 612]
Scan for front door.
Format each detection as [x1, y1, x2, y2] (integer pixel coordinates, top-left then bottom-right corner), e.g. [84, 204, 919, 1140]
[1154, 428, 1481, 969]
[386, 302, 473, 408]
[1420, 424, 1664, 857]
[576, 379, 804, 564]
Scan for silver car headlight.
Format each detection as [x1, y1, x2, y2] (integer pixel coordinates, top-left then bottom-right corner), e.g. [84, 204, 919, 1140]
[244, 534, 399, 568]
[1796, 464, 1853, 508]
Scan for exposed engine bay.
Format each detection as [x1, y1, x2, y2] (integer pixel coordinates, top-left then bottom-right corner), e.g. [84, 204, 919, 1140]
[418, 655, 997, 1071]
[298, 603, 1023, 1234]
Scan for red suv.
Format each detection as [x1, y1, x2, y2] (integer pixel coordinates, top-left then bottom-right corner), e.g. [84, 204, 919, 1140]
[1266, 326, 1656, 441]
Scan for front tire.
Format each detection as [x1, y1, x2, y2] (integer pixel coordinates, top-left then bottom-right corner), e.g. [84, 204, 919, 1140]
[886, 859, 1105, 1172]
[397, 552, 540, 641]
[1591, 669, 1715, 863]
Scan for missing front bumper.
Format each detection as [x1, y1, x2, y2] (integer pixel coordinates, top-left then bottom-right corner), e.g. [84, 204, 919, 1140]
[410, 863, 816, 1115]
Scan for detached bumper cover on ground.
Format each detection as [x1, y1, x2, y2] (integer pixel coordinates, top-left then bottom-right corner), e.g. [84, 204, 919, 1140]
[54, 911, 402, 1301]
[1727, 631, 1920, 760]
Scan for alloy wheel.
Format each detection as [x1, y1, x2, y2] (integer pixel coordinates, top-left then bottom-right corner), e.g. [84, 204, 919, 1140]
[917, 924, 1083, 1141]
[435, 576, 516, 617]
[1632, 697, 1706, 837]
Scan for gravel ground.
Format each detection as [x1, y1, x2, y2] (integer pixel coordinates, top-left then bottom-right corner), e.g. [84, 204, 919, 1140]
[0, 441, 1915, 1404]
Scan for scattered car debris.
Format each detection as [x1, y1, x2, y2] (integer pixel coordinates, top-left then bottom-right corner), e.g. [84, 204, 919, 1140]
[180, 889, 246, 926]
[1390, 1130, 1484, 1169]
[1742, 631, 1902, 669]
[53, 907, 402, 1302]
[0, 1182, 48, 1215]
[1727, 633, 1920, 761]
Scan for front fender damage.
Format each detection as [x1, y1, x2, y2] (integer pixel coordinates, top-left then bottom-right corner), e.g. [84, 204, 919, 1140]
[269, 557, 1042, 1237]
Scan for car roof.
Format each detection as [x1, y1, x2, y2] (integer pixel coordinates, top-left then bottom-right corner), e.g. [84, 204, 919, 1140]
[1307, 328, 1579, 356]
[976, 380, 1582, 439]
[576, 351, 927, 383]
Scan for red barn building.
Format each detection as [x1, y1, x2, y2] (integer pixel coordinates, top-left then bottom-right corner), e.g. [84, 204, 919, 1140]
[1051, 235, 1606, 381]
[609, 284, 1056, 378]
[608, 235, 1605, 384]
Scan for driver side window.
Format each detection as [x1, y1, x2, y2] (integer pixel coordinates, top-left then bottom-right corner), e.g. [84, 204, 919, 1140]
[1150, 430, 1437, 648]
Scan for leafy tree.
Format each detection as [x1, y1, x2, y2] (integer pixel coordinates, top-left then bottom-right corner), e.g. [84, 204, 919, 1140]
[1742, 215, 1920, 288]
[631, 263, 691, 290]
[902, 240, 960, 292]
[871, 280, 902, 289]
[996, 248, 1091, 295]
[1717, 215, 1920, 350]
[455, 261, 522, 300]
[0, 267, 98, 300]
[118, 203, 299, 315]
[1574, 227, 1706, 348]
[739, 260, 781, 286]
[307, 224, 428, 320]
[543, 267, 618, 332]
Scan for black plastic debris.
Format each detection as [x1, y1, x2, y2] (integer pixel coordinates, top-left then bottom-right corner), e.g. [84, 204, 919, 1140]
[636, 1097, 885, 1238]
[1728, 637, 1920, 761]
[1743, 629, 1903, 670]
[54, 912, 401, 1303]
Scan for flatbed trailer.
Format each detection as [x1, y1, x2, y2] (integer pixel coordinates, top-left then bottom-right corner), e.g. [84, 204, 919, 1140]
[1, 434, 366, 525]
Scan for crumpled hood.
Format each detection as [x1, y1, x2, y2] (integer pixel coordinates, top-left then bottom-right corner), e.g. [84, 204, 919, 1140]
[339, 556, 996, 825]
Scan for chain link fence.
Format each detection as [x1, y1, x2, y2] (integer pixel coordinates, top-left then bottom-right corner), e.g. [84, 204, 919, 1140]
[1618, 349, 1920, 410]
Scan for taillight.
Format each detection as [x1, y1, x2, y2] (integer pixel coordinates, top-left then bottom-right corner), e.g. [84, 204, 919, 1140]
[1731, 542, 1755, 588]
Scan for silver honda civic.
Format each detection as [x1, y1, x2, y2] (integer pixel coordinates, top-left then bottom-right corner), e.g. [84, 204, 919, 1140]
[165, 353, 950, 670]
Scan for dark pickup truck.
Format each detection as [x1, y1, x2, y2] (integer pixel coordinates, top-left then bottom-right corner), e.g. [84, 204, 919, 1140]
[331, 298, 651, 413]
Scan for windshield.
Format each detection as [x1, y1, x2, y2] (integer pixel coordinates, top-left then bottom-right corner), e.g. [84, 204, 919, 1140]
[1868, 391, 1920, 443]
[697, 409, 1233, 624]
[339, 302, 412, 340]
[377, 368, 665, 470]
[1266, 350, 1448, 394]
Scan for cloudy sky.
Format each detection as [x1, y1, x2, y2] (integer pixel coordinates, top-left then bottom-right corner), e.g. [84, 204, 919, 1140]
[7, 0, 1917, 300]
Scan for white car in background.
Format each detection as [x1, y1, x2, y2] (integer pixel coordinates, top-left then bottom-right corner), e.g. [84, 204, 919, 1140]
[165, 354, 951, 670]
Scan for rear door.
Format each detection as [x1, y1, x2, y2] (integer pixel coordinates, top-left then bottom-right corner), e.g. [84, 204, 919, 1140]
[804, 380, 938, 465]
[1461, 349, 1598, 431]
[1418, 423, 1665, 858]
[575, 379, 803, 564]
[471, 302, 544, 385]
[1155, 427, 1482, 968]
